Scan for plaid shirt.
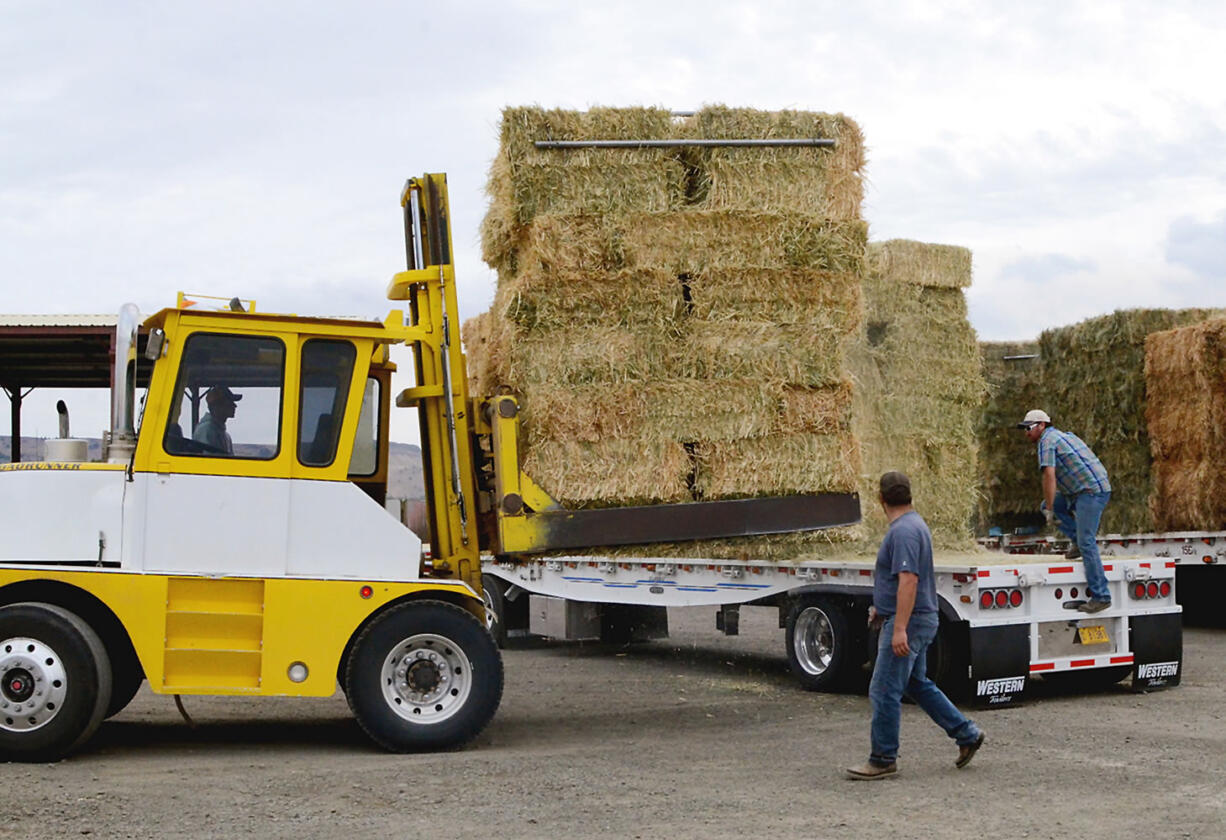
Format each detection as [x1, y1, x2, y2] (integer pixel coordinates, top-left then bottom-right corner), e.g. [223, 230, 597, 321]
[1037, 427, 1111, 495]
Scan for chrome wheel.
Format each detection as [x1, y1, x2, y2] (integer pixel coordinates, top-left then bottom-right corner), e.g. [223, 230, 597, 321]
[381, 633, 474, 726]
[793, 606, 835, 677]
[0, 636, 69, 733]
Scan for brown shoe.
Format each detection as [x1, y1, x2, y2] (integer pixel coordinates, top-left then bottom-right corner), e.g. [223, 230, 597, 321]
[956, 732, 985, 769]
[846, 761, 897, 780]
[1077, 599, 1110, 614]
[1064, 545, 1081, 560]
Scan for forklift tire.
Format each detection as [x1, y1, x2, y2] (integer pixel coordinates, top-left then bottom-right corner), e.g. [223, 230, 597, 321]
[104, 668, 145, 719]
[345, 600, 504, 752]
[481, 575, 507, 649]
[785, 596, 852, 692]
[0, 602, 113, 762]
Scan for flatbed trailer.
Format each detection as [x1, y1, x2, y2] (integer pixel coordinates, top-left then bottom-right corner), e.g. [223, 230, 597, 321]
[982, 530, 1226, 624]
[483, 547, 1183, 707]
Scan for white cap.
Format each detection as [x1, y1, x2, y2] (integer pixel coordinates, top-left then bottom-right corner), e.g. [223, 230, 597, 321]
[1016, 409, 1051, 429]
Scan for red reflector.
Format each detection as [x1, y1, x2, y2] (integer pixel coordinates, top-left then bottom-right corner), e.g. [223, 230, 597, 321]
[1133, 582, 1146, 599]
[1009, 589, 1023, 607]
[1049, 565, 1075, 574]
[1071, 659, 1095, 668]
[1160, 581, 1171, 597]
[360, 585, 373, 599]
[1146, 581, 1159, 598]
[995, 590, 1009, 608]
[1071, 587, 1079, 599]
[980, 591, 994, 609]
[1206, 556, 1215, 564]
[1030, 662, 1056, 672]
[1054, 588, 1063, 599]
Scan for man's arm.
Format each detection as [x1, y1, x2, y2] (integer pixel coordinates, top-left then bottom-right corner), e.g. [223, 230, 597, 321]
[1042, 466, 1057, 515]
[891, 571, 918, 656]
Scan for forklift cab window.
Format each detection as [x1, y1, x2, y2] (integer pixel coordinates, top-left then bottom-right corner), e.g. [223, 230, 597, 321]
[298, 339, 356, 467]
[348, 377, 380, 477]
[163, 333, 285, 458]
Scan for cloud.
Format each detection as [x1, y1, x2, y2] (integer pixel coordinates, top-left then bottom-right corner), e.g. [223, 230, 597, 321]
[1166, 211, 1226, 279]
[999, 253, 1096, 284]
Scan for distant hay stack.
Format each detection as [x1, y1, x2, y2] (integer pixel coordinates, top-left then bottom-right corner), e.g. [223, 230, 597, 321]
[1145, 318, 1226, 531]
[475, 104, 868, 545]
[975, 341, 1043, 534]
[850, 240, 984, 549]
[1037, 308, 1222, 534]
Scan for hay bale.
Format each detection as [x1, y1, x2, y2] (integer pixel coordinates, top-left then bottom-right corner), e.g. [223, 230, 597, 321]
[975, 341, 1043, 533]
[870, 239, 972, 289]
[694, 432, 861, 499]
[674, 106, 865, 219]
[521, 436, 692, 507]
[848, 240, 985, 549]
[1038, 308, 1222, 534]
[1145, 318, 1226, 531]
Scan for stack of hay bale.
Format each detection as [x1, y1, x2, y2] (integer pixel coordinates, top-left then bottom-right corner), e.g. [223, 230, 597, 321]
[1032, 308, 1220, 534]
[974, 341, 1043, 534]
[849, 240, 985, 549]
[469, 105, 867, 558]
[1145, 317, 1226, 531]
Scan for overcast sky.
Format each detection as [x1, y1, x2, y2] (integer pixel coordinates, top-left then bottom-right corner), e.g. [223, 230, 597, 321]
[3, 0, 1224, 443]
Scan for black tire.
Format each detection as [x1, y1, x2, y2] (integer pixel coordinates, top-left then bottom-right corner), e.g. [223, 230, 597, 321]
[785, 597, 853, 692]
[0, 602, 113, 762]
[481, 575, 507, 649]
[104, 666, 144, 719]
[345, 600, 503, 752]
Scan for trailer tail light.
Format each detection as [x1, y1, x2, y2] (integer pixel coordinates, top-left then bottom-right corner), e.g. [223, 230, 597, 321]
[981, 589, 1024, 610]
[1146, 581, 1160, 598]
[1133, 582, 1147, 599]
[1130, 580, 1172, 600]
[1160, 581, 1171, 597]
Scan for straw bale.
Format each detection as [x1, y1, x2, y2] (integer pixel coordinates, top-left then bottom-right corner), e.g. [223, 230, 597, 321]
[779, 380, 855, 435]
[678, 320, 847, 386]
[870, 239, 972, 289]
[685, 267, 862, 328]
[481, 106, 686, 270]
[1038, 307, 1222, 534]
[521, 436, 692, 507]
[974, 341, 1044, 533]
[494, 323, 686, 387]
[1145, 318, 1226, 531]
[495, 266, 684, 331]
[675, 106, 865, 219]
[694, 432, 861, 499]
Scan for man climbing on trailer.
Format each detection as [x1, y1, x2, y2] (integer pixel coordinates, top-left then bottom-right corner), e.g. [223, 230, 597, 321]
[846, 471, 984, 780]
[1017, 409, 1113, 613]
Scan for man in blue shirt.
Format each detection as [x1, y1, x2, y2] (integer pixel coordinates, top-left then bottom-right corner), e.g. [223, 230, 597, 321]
[846, 471, 984, 780]
[1017, 409, 1112, 613]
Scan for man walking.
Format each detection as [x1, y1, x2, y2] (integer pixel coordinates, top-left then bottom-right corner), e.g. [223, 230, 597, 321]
[1017, 409, 1112, 613]
[846, 471, 984, 780]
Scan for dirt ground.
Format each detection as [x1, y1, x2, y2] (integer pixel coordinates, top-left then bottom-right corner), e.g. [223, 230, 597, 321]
[1, 606, 1222, 840]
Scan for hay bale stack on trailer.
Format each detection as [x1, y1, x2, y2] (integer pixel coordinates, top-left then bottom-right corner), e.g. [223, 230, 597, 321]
[1145, 317, 1226, 532]
[1037, 308, 1220, 535]
[975, 341, 1043, 534]
[471, 105, 869, 555]
[849, 240, 985, 549]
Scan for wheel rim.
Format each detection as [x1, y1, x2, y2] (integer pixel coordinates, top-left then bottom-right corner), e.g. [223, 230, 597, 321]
[482, 588, 498, 633]
[381, 633, 474, 725]
[0, 636, 69, 732]
[794, 607, 835, 676]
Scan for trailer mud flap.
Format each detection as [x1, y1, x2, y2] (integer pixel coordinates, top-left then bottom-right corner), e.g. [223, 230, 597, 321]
[969, 624, 1029, 708]
[1130, 612, 1182, 691]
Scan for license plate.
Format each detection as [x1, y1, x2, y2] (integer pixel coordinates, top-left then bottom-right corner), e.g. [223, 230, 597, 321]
[1078, 625, 1109, 645]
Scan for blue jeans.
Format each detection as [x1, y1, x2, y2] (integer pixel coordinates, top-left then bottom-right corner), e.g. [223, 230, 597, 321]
[868, 612, 980, 766]
[1053, 490, 1112, 603]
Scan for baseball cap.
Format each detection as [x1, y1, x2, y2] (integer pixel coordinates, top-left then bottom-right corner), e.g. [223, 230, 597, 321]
[205, 386, 243, 405]
[1016, 409, 1050, 429]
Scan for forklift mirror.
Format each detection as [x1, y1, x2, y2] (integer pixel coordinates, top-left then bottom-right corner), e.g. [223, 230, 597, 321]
[145, 328, 166, 361]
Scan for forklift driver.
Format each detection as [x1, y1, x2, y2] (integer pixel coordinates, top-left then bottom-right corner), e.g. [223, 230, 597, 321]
[193, 387, 242, 454]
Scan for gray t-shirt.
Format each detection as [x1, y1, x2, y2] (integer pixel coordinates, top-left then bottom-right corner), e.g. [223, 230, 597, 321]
[873, 510, 939, 617]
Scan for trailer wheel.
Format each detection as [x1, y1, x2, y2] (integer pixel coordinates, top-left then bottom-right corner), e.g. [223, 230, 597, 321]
[104, 666, 145, 719]
[481, 575, 507, 649]
[786, 597, 852, 692]
[345, 600, 504, 752]
[0, 602, 113, 762]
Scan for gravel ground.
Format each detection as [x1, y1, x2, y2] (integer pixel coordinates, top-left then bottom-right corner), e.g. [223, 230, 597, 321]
[1, 607, 1221, 839]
